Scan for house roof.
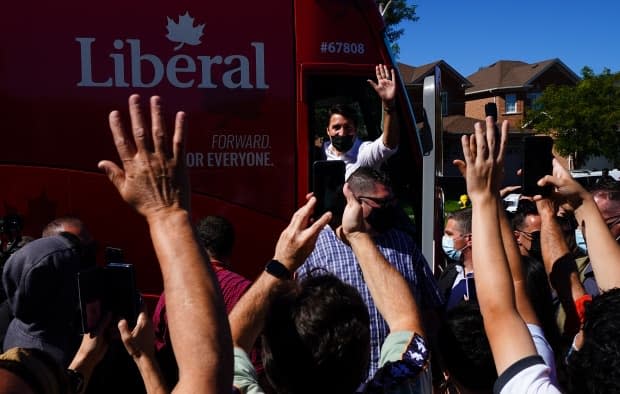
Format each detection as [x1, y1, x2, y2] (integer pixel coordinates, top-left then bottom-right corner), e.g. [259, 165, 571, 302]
[398, 60, 472, 88]
[441, 115, 534, 134]
[442, 115, 483, 134]
[465, 59, 580, 95]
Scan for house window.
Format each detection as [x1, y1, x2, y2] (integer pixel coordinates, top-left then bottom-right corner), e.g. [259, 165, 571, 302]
[526, 92, 542, 110]
[505, 94, 517, 113]
[440, 91, 448, 116]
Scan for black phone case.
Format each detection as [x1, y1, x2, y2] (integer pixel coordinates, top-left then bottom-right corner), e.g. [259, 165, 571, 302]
[312, 160, 345, 225]
[522, 136, 554, 196]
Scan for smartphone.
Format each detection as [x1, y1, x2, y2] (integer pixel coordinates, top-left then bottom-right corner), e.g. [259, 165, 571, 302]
[522, 136, 554, 196]
[312, 160, 345, 226]
[104, 263, 140, 328]
[484, 102, 500, 141]
[77, 267, 104, 333]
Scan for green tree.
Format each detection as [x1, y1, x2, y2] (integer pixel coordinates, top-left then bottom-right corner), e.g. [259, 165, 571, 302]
[526, 67, 620, 166]
[376, 1, 419, 56]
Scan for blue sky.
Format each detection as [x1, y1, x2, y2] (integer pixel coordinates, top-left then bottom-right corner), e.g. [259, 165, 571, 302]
[397, 1, 619, 78]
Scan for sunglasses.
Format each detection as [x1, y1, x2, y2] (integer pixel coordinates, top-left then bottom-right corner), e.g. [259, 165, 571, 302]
[357, 195, 396, 209]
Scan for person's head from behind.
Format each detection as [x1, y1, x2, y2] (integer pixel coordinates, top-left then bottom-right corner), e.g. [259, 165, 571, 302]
[262, 274, 370, 394]
[0, 347, 69, 394]
[443, 208, 472, 263]
[326, 104, 358, 154]
[42, 216, 93, 245]
[438, 302, 496, 393]
[42, 216, 96, 268]
[347, 167, 398, 234]
[2, 235, 83, 364]
[567, 288, 620, 393]
[196, 216, 235, 262]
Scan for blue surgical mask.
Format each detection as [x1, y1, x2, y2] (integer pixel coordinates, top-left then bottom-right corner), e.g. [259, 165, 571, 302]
[575, 228, 587, 253]
[442, 235, 463, 261]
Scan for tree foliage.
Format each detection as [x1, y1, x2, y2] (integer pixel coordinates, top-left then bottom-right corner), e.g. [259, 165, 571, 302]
[526, 67, 620, 166]
[375, 1, 419, 56]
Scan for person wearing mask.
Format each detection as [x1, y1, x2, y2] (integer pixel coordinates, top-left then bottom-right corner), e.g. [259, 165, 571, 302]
[322, 65, 399, 180]
[438, 208, 474, 310]
[511, 200, 543, 261]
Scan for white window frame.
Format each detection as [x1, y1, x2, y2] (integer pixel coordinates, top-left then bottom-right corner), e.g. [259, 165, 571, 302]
[505, 93, 517, 114]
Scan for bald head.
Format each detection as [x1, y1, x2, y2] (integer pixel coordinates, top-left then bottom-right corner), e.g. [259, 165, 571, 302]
[42, 216, 92, 245]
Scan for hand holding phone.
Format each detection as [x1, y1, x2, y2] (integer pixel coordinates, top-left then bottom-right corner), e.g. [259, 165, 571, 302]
[78, 257, 141, 333]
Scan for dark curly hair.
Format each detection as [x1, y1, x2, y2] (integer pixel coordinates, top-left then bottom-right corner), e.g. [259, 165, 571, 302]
[438, 302, 497, 391]
[195, 216, 235, 259]
[262, 274, 370, 394]
[567, 287, 620, 394]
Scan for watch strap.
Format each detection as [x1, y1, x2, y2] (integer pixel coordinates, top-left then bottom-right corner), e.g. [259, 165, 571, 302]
[265, 259, 292, 280]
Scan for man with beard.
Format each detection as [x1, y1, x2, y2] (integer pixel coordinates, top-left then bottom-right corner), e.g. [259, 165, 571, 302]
[296, 167, 442, 380]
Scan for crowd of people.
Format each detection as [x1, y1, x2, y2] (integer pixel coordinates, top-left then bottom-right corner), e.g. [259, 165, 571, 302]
[1, 65, 620, 394]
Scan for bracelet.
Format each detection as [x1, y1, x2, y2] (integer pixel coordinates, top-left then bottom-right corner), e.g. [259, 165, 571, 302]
[265, 259, 292, 280]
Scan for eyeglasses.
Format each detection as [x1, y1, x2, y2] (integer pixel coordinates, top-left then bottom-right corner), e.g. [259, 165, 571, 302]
[357, 195, 396, 209]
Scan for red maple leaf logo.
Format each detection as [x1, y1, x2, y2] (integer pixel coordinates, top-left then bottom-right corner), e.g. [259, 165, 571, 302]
[166, 12, 205, 51]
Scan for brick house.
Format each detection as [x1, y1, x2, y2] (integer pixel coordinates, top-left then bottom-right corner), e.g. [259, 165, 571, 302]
[398, 58, 580, 187]
[398, 60, 472, 123]
[465, 59, 580, 130]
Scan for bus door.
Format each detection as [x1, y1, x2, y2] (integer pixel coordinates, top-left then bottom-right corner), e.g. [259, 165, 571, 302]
[297, 64, 425, 244]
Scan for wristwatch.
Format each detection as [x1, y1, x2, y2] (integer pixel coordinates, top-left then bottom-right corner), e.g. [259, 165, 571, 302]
[265, 259, 292, 280]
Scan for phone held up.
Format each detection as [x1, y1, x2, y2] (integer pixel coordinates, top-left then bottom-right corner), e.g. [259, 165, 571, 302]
[522, 136, 554, 197]
[484, 102, 500, 141]
[77, 247, 141, 333]
[312, 160, 345, 228]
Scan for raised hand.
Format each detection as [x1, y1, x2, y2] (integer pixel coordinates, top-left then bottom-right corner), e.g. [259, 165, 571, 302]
[535, 159, 588, 211]
[98, 94, 189, 218]
[273, 197, 331, 271]
[452, 118, 508, 197]
[460, 117, 508, 200]
[368, 64, 396, 104]
[118, 309, 156, 361]
[338, 183, 366, 243]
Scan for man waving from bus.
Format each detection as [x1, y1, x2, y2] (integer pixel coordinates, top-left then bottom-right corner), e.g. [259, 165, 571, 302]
[323, 64, 399, 180]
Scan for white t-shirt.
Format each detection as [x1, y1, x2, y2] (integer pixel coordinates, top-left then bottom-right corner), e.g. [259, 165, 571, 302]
[527, 324, 558, 386]
[493, 355, 561, 394]
[324, 136, 397, 179]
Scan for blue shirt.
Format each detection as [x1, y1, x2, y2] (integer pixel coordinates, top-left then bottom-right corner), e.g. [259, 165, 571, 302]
[296, 226, 443, 379]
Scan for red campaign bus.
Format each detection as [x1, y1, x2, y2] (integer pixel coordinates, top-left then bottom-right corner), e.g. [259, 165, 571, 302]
[0, 0, 426, 297]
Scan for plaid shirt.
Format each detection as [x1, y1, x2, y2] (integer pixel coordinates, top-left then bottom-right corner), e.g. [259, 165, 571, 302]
[296, 226, 443, 379]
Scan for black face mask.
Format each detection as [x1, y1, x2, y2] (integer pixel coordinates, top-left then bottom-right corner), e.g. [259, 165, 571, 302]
[527, 231, 542, 261]
[367, 205, 398, 233]
[330, 135, 355, 153]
